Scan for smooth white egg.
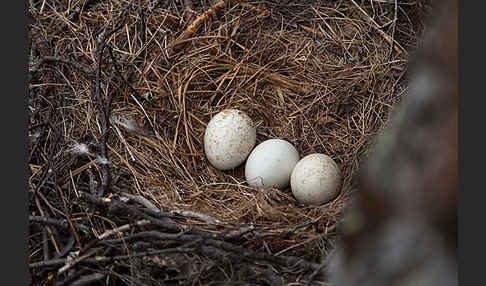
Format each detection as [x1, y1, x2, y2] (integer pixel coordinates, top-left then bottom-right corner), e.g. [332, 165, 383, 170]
[245, 139, 300, 189]
[291, 153, 341, 205]
[204, 109, 256, 170]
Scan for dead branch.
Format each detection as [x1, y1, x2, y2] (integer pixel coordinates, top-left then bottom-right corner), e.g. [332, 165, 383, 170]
[104, 231, 323, 272]
[30, 215, 70, 229]
[70, 273, 107, 286]
[120, 192, 160, 212]
[91, 9, 129, 196]
[305, 262, 327, 286]
[57, 248, 97, 274]
[76, 192, 326, 278]
[54, 269, 91, 286]
[98, 219, 151, 240]
[137, 0, 146, 45]
[168, 0, 236, 56]
[30, 243, 199, 269]
[171, 209, 222, 225]
[79, 192, 183, 232]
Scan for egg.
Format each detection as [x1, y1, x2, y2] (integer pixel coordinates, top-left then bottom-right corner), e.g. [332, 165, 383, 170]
[204, 109, 256, 170]
[245, 139, 300, 189]
[290, 153, 341, 205]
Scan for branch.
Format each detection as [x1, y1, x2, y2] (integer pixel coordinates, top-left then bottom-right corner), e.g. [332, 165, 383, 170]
[91, 9, 129, 196]
[76, 192, 328, 280]
[79, 191, 183, 232]
[389, 0, 398, 60]
[167, 0, 236, 56]
[104, 231, 323, 272]
[70, 273, 107, 286]
[137, 0, 146, 45]
[29, 244, 198, 269]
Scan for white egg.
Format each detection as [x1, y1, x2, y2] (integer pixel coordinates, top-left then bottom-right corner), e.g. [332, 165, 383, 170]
[245, 139, 300, 189]
[204, 109, 256, 170]
[291, 153, 341, 205]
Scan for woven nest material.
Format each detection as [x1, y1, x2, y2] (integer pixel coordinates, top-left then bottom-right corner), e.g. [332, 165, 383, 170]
[28, 0, 430, 272]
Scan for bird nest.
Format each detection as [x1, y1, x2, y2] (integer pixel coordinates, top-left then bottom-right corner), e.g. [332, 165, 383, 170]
[28, 0, 430, 284]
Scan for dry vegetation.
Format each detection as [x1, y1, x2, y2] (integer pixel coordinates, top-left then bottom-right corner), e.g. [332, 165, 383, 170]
[28, 0, 430, 284]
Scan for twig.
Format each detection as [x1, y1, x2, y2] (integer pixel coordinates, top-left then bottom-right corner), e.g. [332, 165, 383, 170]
[284, 221, 316, 237]
[223, 225, 255, 240]
[50, 0, 101, 35]
[168, 0, 235, 56]
[105, 231, 323, 272]
[30, 245, 197, 269]
[171, 209, 222, 225]
[79, 191, 183, 232]
[106, 46, 145, 102]
[305, 262, 327, 286]
[30, 215, 70, 229]
[389, 0, 398, 60]
[79, 192, 325, 278]
[42, 229, 49, 261]
[97, 219, 151, 240]
[54, 232, 76, 259]
[70, 273, 107, 286]
[29, 87, 61, 203]
[105, 44, 156, 136]
[298, 24, 356, 64]
[350, 0, 405, 55]
[91, 9, 129, 196]
[29, 216, 90, 235]
[137, 0, 146, 45]
[33, 197, 61, 255]
[252, 221, 315, 240]
[29, 258, 68, 269]
[41, 56, 94, 75]
[183, 0, 195, 24]
[58, 248, 98, 274]
[54, 269, 91, 286]
[120, 192, 160, 212]
[87, 168, 98, 194]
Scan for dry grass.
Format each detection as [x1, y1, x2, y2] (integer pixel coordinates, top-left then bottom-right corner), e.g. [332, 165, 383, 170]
[28, 0, 432, 281]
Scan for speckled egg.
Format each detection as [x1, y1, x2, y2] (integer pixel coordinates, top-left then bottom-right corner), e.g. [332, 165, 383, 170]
[290, 153, 341, 205]
[245, 139, 300, 189]
[204, 109, 256, 171]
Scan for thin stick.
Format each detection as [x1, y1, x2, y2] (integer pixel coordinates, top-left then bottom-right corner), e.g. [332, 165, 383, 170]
[58, 248, 98, 274]
[171, 209, 221, 225]
[98, 219, 151, 240]
[350, 0, 405, 55]
[183, 0, 195, 24]
[70, 273, 107, 286]
[120, 192, 160, 212]
[389, 0, 398, 60]
[305, 262, 327, 286]
[91, 8, 129, 196]
[30, 246, 197, 269]
[137, 0, 146, 45]
[168, 0, 235, 56]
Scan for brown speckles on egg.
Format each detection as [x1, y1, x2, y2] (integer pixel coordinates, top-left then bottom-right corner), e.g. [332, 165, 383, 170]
[204, 109, 256, 170]
[290, 153, 341, 205]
